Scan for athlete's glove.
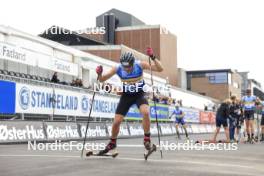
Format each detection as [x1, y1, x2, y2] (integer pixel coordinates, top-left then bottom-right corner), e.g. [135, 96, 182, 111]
[146, 47, 156, 60]
[96, 65, 103, 75]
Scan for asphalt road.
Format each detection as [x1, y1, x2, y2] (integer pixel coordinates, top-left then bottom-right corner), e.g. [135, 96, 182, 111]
[0, 134, 263, 176]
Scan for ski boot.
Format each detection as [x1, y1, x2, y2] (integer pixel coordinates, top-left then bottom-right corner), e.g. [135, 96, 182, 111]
[143, 136, 156, 160]
[144, 136, 151, 151]
[98, 141, 117, 155]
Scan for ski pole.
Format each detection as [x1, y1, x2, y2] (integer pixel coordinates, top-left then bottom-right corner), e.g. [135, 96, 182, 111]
[148, 56, 163, 159]
[81, 76, 99, 158]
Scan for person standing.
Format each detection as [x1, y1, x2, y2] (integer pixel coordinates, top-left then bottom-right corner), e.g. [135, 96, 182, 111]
[241, 89, 257, 143]
[212, 99, 231, 143]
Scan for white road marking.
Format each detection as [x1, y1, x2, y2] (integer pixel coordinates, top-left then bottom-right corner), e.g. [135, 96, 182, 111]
[0, 154, 256, 170]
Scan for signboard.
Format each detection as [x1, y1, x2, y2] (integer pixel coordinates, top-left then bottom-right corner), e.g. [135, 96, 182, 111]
[15, 83, 119, 117]
[79, 122, 107, 138]
[0, 42, 37, 66]
[38, 57, 78, 76]
[168, 106, 200, 123]
[0, 80, 16, 114]
[45, 122, 79, 140]
[0, 121, 45, 143]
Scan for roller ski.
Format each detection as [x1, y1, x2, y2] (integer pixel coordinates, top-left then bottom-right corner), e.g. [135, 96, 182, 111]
[243, 137, 255, 144]
[195, 139, 230, 144]
[144, 144, 157, 161]
[86, 141, 119, 158]
[143, 137, 156, 160]
[185, 136, 190, 143]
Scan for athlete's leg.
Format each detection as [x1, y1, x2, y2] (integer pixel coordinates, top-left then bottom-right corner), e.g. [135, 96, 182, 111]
[182, 124, 189, 138]
[236, 126, 242, 142]
[111, 114, 124, 139]
[261, 125, 264, 141]
[223, 118, 230, 142]
[229, 118, 235, 141]
[224, 127, 230, 142]
[139, 104, 150, 134]
[261, 126, 264, 141]
[212, 127, 220, 142]
[249, 112, 255, 140]
[175, 123, 181, 138]
[100, 94, 133, 154]
[260, 115, 264, 141]
[136, 93, 152, 150]
[213, 116, 222, 142]
[245, 119, 250, 141]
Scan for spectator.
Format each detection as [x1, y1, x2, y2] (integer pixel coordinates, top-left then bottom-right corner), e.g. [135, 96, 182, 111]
[76, 79, 83, 87]
[168, 97, 174, 105]
[204, 105, 208, 111]
[160, 96, 169, 104]
[212, 99, 231, 143]
[177, 100, 183, 107]
[212, 105, 216, 112]
[70, 79, 76, 86]
[51, 72, 59, 83]
[153, 94, 160, 103]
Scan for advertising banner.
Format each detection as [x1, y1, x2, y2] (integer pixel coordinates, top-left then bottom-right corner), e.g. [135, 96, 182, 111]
[0, 42, 37, 66]
[38, 57, 78, 76]
[0, 121, 45, 143]
[126, 103, 169, 120]
[128, 123, 144, 136]
[78, 122, 107, 138]
[210, 112, 216, 124]
[168, 106, 200, 123]
[15, 83, 119, 117]
[106, 123, 129, 137]
[160, 123, 173, 135]
[0, 80, 16, 114]
[199, 111, 211, 124]
[45, 122, 79, 140]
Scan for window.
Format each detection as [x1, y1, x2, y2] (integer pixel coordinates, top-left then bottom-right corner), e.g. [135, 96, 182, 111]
[206, 72, 228, 84]
[208, 76, 215, 81]
[191, 73, 206, 78]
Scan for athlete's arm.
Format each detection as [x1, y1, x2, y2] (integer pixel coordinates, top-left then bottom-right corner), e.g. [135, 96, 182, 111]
[143, 47, 163, 72]
[140, 60, 163, 72]
[98, 66, 117, 82]
[181, 112, 185, 118]
[255, 97, 260, 105]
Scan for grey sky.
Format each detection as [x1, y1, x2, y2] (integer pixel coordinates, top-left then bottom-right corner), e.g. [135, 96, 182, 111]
[1, 0, 263, 86]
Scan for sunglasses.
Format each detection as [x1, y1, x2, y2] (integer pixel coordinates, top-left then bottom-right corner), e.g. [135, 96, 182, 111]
[122, 65, 133, 69]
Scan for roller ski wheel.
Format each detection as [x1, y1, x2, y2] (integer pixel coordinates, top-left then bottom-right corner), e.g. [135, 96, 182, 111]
[144, 144, 157, 161]
[86, 150, 119, 158]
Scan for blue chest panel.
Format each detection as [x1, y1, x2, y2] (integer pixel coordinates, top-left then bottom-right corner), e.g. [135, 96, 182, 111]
[116, 61, 145, 93]
[116, 62, 143, 80]
[174, 109, 183, 118]
[242, 96, 256, 110]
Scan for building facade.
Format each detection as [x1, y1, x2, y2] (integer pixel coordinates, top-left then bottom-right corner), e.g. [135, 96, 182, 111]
[186, 69, 242, 101]
[40, 9, 178, 86]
